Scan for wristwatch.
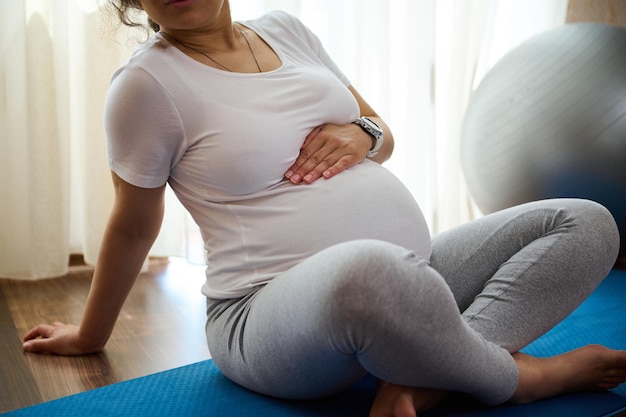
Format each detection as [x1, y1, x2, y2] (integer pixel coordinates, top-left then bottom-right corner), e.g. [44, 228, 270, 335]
[353, 117, 384, 158]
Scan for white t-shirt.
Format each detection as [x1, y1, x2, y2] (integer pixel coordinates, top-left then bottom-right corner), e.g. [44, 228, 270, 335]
[105, 11, 431, 299]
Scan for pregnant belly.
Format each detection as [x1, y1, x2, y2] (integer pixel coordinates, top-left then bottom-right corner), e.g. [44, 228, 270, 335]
[206, 161, 432, 283]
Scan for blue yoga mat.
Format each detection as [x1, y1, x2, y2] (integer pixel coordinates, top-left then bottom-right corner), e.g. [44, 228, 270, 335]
[4, 270, 626, 417]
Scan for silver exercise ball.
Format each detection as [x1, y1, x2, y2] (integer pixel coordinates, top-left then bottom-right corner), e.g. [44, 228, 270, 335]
[461, 23, 626, 255]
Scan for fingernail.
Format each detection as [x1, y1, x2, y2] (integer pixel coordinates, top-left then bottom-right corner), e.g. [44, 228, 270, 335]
[303, 174, 313, 183]
[285, 170, 293, 178]
[290, 174, 301, 183]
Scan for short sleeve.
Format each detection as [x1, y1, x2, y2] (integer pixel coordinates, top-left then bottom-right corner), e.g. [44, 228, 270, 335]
[104, 64, 185, 189]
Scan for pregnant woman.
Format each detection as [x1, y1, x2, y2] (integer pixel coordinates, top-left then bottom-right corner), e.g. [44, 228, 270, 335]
[23, 1, 626, 416]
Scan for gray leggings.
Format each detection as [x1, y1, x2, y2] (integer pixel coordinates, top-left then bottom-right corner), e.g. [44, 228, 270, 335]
[205, 199, 619, 405]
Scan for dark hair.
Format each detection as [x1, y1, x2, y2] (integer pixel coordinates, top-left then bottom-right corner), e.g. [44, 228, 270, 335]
[108, 0, 161, 33]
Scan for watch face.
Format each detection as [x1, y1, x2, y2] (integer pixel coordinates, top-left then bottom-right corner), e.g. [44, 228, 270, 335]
[353, 117, 383, 157]
[362, 118, 382, 137]
[363, 117, 380, 129]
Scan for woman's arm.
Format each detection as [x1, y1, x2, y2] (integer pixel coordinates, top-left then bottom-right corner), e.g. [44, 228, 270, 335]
[285, 85, 395, 184]
[23, 172, 166, 355]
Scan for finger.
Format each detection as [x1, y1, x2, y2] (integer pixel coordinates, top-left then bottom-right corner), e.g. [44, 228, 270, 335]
[287, 147, 330, 184]
[285, 126, 324, 179]
[23, 337, 55, 353]
[22, 327, 41, 342]
[286, 142, 326, 183]
[302, 153, 336, 184]
[295, 150, 334, 184]
[300, 144, 364, 184]
[285, 154, 309, 182]
[303, 125, 323, 146]
[321, 153, 362, 180]
[23, 324, 56, 341]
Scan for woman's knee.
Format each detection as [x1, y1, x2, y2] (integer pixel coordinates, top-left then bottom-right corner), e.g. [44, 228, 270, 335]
[322, 240, 453, 328]
[322, 240, 425, 300]
[561, 199, 620, 264]
[329, 239, 421, 273]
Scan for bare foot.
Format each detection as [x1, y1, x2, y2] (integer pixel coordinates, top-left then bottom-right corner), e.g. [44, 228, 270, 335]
[369, 381, 448, 417]
[510, 344, 626, 404]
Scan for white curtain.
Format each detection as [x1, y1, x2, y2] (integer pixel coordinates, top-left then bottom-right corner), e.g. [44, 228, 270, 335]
[0, 0, 568, 280]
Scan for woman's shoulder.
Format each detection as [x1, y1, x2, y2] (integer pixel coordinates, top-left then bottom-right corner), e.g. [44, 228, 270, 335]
[105, 36, 183, 131]
[109, 35, 183, 98]
[255, 9, 300, 24]
[245, 10, 308, 36]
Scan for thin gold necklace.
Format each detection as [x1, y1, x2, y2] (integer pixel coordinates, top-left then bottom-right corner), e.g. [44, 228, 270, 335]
[162, 28, 262, 73]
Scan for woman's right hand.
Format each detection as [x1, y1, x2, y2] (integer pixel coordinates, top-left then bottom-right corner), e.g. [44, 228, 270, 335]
[22, 174, 166, 357]
[22, 322, 102, 356]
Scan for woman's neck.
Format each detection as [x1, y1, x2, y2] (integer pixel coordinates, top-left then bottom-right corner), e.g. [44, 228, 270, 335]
[161, 19, 238, 53]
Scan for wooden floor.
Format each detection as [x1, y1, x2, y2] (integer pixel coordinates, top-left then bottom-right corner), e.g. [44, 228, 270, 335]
[0, 257, 211, 414]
